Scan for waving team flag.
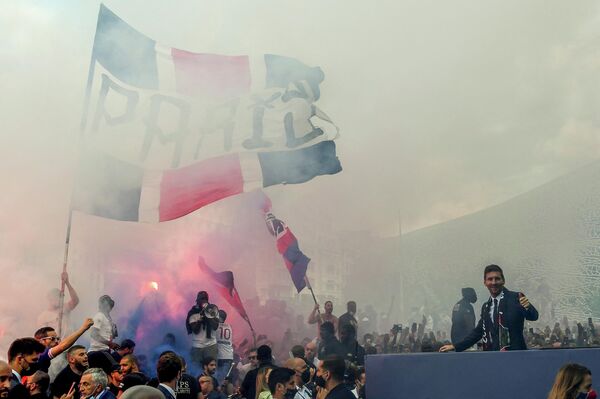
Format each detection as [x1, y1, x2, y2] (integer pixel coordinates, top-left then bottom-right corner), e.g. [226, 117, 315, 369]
[264, 211, 310, 293]
[83, 4, 339, 170]
[197, 257, 249, 321]
[73, 4, 342, 223]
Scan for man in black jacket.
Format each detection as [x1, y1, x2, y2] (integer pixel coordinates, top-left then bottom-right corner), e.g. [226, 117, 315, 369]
[440, 264, 538, 352]
[339, 324, 365, 367]
[186, 291, 219, 370]
[451, 287, 477, 344]
[318, 322, 346, 360]
[240, 345, 272, 399]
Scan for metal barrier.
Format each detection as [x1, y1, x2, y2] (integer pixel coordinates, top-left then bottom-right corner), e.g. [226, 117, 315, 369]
[366, 348, 600, 399]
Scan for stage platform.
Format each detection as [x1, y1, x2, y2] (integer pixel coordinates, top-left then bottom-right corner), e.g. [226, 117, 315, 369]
[365, 348, 600, 399]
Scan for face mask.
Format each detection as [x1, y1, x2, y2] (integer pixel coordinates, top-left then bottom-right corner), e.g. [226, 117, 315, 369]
[301, 368, 311, 384]
[86, 384, 101, 399]
[284, 388, 297, 399]
[314, 375, 327, 389]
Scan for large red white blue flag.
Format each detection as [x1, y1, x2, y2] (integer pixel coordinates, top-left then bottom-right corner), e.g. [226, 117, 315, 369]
[73, 4, 341, 221]
[72, 141, 341, 222]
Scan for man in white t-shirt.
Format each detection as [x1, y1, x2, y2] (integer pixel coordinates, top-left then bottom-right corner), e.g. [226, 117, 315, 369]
[89, 295, 119, 353]
[215, 310, 233, 384]
[36, 272, 80, 335]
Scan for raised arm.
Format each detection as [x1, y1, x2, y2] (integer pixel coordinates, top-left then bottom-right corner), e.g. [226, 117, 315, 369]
[49, 318, 94, 357]
[62, 272, 79, 312]
[307, 304, 320, 325]
[518, 294, 539, 321]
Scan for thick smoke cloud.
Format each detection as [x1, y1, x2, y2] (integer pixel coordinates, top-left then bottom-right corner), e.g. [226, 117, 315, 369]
[2, 0, 600, 355]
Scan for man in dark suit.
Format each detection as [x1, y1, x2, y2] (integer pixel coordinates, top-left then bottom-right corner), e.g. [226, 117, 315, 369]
[156, 353, 182, 399]
[8, 338, 45, 399]
[440, 264, 538, 352]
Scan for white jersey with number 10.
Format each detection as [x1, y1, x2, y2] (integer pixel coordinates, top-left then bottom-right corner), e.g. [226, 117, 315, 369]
[217, 322, 234, 360]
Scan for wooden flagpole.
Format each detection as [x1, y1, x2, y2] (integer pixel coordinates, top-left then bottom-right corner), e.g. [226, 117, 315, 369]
[304, 275, 322, 320]
[57, 6, 100, 337]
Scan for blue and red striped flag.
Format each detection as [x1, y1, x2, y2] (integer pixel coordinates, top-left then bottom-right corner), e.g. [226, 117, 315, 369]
[264, 210, 309, 293]
[197, 257, 249, 320]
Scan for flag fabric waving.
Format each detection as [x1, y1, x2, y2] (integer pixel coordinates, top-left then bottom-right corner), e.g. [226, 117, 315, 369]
[264, 211, 310, 293]
[197, 257, 249, 321]
[72, 140, 341, 222]
[84, 4, 339, 170]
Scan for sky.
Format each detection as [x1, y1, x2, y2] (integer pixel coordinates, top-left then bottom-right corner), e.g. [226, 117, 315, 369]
[2, 0, 600, 342]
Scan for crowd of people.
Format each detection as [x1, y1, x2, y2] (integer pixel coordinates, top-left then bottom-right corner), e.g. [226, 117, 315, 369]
[1, 282, 366, 399]
[3, 265, 600, 399]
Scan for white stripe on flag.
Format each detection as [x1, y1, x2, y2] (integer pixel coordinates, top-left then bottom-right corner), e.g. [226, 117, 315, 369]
[138, 170, 163, 222]
[155, 43, 177, 93]
[239, 152, 264, 192]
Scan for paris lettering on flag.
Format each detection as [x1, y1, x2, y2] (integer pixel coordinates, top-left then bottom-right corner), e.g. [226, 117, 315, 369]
[84, 4, 339, 170]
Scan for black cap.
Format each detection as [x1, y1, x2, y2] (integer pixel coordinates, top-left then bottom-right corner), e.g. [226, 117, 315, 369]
[257, 345, 272, 362]
[196, 291, 209, 302]
[120, 339, 136, 349]
[120, 373, 148, 392]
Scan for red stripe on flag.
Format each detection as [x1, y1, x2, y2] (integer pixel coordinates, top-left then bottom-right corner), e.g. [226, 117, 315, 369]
[276, 229, 296, 256]
[159, 154, 244, 221]
[217, 286, 249, 319]
[171, 49, 251, 99]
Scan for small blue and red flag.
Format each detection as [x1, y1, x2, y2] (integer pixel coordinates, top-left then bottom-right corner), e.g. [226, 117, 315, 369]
[197, 257, 249, 320]
[264, 212, 309, 293]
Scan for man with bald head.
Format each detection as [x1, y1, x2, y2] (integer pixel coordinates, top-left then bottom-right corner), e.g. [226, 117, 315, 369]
[120, 386, 164, 399]
[119, 355, 140, 377]
[0, 361, 11, 399]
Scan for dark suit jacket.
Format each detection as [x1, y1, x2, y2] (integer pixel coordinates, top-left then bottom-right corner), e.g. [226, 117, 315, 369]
[454, 288, 538, 352]
[8, 385, 29, 399]
[97, 390, 116, 399]
[157, 385, 176, 399]
[240, 362, 272, 399]
[9, 372, 29, 399]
